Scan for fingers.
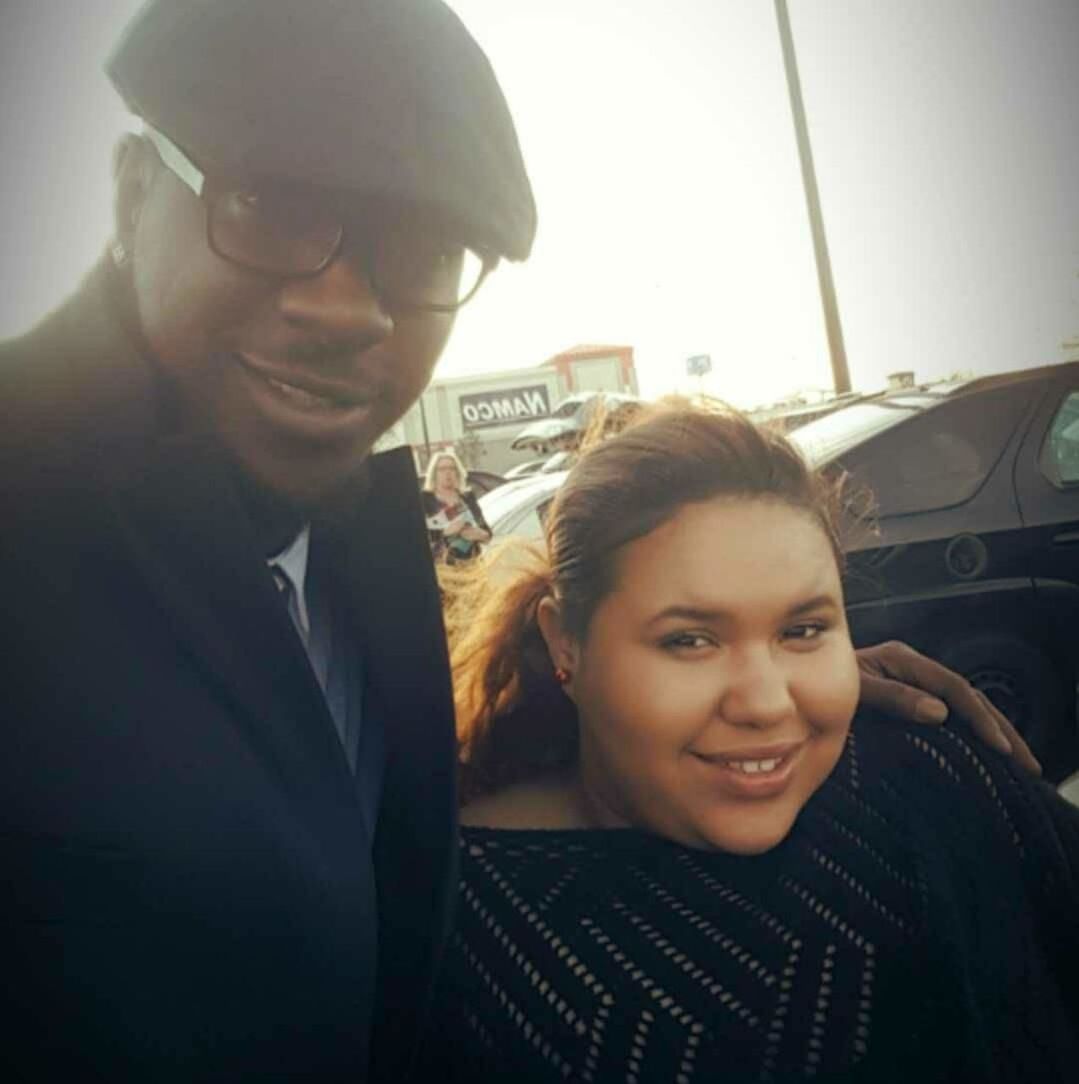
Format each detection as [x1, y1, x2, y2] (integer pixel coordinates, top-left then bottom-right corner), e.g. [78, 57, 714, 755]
[863, 642, 972, 704]
[858, 672, 948, 726]
[857, 642, 1043, 774]
[854, 640, 921, 681]
[857, 643, 1013, 753]
[889, 659, 1023, 763]
[974, 690, 1041, 776]
[919, 672, 1015, 755]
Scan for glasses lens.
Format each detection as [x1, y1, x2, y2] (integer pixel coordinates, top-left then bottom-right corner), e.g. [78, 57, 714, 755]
[209, 187, 342, 275]
[374, 231, 487, 311]
[209, 187, 489, 308]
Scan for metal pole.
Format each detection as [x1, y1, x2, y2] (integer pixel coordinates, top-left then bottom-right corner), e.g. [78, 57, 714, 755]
[774, 0, 852, 394]
[418, 392, 432, 465]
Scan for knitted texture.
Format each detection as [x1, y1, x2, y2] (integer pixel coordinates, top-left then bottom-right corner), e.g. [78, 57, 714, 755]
[420, 716, 1079, 1082]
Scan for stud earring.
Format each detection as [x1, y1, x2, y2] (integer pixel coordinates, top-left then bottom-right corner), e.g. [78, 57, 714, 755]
[554, 667, 570, 685]
[110, 240, 129, 267]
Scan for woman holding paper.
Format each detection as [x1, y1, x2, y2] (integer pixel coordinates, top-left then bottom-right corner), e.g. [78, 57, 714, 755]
[422, 448, 493, 563]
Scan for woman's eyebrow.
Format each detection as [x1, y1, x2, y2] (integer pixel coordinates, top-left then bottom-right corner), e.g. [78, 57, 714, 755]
[645, 604, 728, 626]
[646, 593, 840, 627]
[786, 594, 840, 618]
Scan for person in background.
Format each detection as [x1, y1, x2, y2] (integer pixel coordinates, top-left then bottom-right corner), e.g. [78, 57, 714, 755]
[423, 448, 493, 563]
[421, 403, 1077, 1082]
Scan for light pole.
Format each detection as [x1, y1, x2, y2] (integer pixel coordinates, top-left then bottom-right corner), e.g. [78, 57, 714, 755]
[774, 0, 852, 394]
[418, 391, 432, 466]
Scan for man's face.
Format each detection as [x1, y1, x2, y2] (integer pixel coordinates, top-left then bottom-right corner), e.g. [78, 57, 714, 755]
[125, 149, 457, 508]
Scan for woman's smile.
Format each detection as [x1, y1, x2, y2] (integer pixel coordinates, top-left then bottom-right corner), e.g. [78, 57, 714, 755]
[690, 740, 805, 800]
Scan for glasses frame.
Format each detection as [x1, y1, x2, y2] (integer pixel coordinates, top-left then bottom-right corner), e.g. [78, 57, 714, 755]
[142, 126, 496, 313]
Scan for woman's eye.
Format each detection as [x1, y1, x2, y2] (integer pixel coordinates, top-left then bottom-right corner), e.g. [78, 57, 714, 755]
[662, 632, 714, 651]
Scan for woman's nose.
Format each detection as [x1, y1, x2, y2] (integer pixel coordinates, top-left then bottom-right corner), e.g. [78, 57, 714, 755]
[719, 647, 796, 729]
[275, 247, 395, 343]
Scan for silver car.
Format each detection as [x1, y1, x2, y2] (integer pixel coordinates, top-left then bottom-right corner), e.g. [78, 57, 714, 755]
[478, 470, 568, 543]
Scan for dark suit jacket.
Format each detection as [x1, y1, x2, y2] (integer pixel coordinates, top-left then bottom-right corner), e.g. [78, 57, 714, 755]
[0, 262, 458, 1082]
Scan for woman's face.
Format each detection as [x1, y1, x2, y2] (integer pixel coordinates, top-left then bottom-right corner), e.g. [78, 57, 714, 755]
[563, 496, 860, 855]
[435, 458, 460, 490]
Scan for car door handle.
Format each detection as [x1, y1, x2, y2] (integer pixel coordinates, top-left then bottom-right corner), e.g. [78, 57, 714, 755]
[1052, 530, 1079, 545]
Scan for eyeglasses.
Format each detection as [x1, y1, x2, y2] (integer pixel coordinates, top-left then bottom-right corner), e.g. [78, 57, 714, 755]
[143, 126, 496, 313]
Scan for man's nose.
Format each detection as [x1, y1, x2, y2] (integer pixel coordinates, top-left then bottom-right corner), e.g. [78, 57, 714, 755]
[719, 647, 796, 729]
[275, 248, 394, 343]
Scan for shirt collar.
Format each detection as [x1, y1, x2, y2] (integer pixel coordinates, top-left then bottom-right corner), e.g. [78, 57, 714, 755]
[267, 525, 312, 635]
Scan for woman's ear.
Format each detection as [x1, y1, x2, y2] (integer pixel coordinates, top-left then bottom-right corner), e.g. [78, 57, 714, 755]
[111, 133, 157, 260]
[537, 596, 579, 698]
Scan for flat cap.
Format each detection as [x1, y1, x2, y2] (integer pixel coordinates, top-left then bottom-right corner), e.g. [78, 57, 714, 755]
[107, 0, 536, 261]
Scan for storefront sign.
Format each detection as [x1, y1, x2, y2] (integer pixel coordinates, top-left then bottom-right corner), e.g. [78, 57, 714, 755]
[459, 385, 552, 430]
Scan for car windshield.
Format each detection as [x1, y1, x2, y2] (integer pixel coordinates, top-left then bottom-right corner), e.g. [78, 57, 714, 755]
[540, 450, 576, 472]
[550, 398, 585, 419]
[479, 473, 565, 532]
[789, 399, 931, 465]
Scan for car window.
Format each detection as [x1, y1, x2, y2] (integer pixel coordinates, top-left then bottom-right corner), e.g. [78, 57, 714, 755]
[550, 398, 584, 419]
[540, 451, 576, 473]
[1041, 390, 1079, 486]
[479, 479, 541, 525]
[479, 473, 566, 535]
[841, 383, 1035, 516]
[789, 401, 922, 465]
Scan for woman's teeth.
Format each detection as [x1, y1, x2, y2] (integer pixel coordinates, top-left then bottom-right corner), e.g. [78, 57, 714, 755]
[726, 757, 782, 775]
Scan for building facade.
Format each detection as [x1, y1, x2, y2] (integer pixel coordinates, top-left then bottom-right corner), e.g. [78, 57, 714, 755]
[383, 344, 637, 474]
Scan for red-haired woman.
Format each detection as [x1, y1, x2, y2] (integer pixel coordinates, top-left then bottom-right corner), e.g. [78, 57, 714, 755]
[420, 404, 1078, 1082]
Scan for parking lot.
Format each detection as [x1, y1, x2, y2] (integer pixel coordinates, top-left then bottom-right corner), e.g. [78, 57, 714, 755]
[483, 366, 1079, 782]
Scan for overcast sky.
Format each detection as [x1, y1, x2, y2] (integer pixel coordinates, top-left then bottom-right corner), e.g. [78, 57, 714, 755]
[1, 1, 1076, 407]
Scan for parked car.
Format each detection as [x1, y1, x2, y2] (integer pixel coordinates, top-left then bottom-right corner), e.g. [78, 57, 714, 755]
[510, 391, 643, 453]
[464, 469, 507, 497]
[478, 470, 568, 543]
[538, 450, 578, 473]
[503, 458, 549, 481]
[414, 468, 506, 498]
[481, 365, 1079, 778]
[789, 362, 1079, 778]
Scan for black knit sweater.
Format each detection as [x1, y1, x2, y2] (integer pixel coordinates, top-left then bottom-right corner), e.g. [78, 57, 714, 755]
[419, 716, 1079, 1082]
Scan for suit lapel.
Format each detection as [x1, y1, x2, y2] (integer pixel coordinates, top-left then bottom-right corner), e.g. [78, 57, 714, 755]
[335, 447, 456, 805]
[109, 435, 360, 823]
[340, 449, 459, 1083]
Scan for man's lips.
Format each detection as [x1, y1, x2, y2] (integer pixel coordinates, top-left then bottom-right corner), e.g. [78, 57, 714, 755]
[232, 351, 379, 410]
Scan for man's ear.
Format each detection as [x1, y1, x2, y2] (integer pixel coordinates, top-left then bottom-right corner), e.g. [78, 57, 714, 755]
[537, 596, 579, 697]
[111, 133, 158, 256]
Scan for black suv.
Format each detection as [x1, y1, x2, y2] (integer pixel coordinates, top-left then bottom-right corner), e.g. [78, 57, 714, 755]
[790, 362, 1079, 778]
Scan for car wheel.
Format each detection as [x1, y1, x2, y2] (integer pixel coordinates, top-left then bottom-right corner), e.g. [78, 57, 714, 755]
[938, 633, 1076, 777]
